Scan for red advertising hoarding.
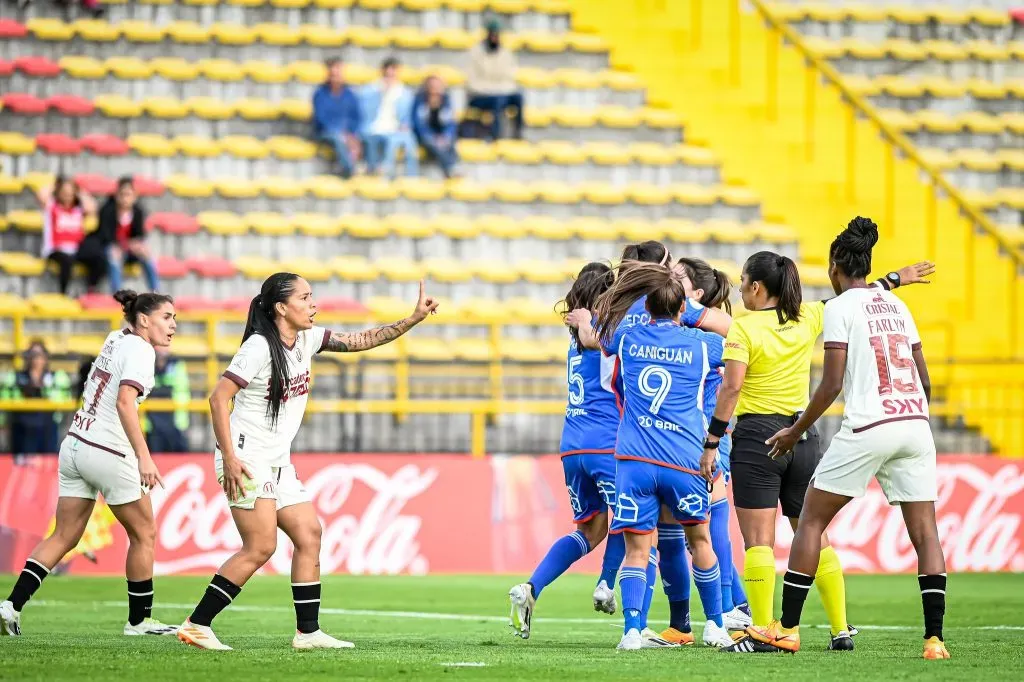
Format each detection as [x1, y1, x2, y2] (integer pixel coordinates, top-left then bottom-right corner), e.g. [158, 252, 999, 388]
[0, 454, 1021, 575]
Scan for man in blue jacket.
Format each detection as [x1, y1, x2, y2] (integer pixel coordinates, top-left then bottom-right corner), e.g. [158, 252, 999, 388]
[361, 57, 418, 178]
[412, 75, 460, 178]
[312, 57, 362, 178]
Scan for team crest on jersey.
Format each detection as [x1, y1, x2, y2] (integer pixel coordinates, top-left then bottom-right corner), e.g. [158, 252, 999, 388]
[263, 481, 275, 494]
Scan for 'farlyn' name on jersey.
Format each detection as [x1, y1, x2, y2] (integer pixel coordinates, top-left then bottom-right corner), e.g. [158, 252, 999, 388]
[627, 344, 694, 364]
[867, 317, 908, 335]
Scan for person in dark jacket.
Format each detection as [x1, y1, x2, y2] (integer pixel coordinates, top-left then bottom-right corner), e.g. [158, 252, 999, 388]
[145, 349, 190, 453]
[312, 57, 363, 178]
[0, 341, 70, 456]
[94, 176, 160, 293]
[412, 75, 460, 178]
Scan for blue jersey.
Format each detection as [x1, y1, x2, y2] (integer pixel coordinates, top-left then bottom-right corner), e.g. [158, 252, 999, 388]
[624, 295, 708, 329]
[603, 319, 724, 472]
[558, 334, 619, 455]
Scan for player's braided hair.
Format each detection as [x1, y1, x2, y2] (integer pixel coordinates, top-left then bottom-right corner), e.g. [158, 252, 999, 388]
[677, 257, 732, 315]
[830, 216, 879, 279]
[558, 261, 614, 349]
[594, 262, 685, 347]
[114, 289, 174, 327]
[243, 272, 299, 428]
[743, 251, 803, 325]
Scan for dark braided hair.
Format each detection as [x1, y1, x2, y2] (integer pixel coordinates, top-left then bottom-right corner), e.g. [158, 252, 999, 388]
[558, 262, 615, 348]
[243, 273, 300, 427]
[830, 216, 879, 279]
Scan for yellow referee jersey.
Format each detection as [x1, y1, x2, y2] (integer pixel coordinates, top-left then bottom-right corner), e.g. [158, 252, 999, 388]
[722, 301, 826, 416]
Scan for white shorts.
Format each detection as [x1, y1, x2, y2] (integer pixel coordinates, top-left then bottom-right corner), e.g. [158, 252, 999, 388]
[58, 435, 144, 506]
[214, 451, 310, 511]
[813, 419, 937, 505]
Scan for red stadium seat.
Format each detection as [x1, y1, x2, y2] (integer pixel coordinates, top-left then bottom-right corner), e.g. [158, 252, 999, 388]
[0, 20, 28, 39]
[317, 296, 369, 314]
[78, 293, 122, 311]
[155, 255, 189, 279]
[74, 173, 116, 195]
[171, 295, 222, 312]
[80, 133, 129, 156]
[147, 212, 199, 235]
[1012, 8, 1024, 24]
[13, 56, 61, 78]
[0, 60, 14, 77]
[48, 94, 95, 117]
[220, 296, 254, 312]
[0, 93, 48, 115]
[36, 133, 83, 155]
[185, 256, 237, 278]
[132, 175, 165, 197]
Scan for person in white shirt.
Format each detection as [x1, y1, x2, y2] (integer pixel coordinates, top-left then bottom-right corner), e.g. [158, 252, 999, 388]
[744, 217, 949, 660]
[467, 19, 524, 140]
[1, 290, 179, 638]
[361, 57, 418, 178]
[178, 272, 438, 651]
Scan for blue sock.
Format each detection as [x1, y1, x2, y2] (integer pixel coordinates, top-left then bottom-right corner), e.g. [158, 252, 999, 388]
[710, 500, 735, 612]
[598, 531, 625, 589]
[693, 560, 724, 628]
[619, 566, 647, 634]
[657, 523, 691, 631]
[732, 561, 748, 607]
[639, 547, 657, 629]
[528, 530, 590, 598]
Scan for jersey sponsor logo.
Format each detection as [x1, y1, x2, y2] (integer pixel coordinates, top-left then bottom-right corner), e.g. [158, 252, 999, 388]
[862, 301, 901, 317]
[627, 344, 693, 364]
[636, 414, 682, 432]
[882, 397, 927, 415]
[724, 341, 743, 350]
[264, 370, 312, 403]
[262, 481, 275, 494]
[565, 407, 588, 417]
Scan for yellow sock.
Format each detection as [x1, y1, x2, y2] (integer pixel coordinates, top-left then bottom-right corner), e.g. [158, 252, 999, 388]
[816, 546, 849, 636]
[744, 546, 776, 627]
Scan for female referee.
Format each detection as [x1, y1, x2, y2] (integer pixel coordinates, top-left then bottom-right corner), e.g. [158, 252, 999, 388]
[700, 250, 933, 651]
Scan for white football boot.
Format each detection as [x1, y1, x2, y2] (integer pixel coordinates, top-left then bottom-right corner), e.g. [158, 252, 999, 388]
[0, 600, 21, 636]
[124, 618, 179, 636]
[177, 619, 232, 650]
[617, 628, 644, 651]
[508, 583, 535, 639]
[292, 630, 354, 649]
[640, 627, 680, 648]
[592, 580, 617, 615]
[722, 606, 753, 631]
[703, 619, 737, 648]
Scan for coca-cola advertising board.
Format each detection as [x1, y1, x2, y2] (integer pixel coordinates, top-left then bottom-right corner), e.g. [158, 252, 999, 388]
[0, 454, 1021, 575]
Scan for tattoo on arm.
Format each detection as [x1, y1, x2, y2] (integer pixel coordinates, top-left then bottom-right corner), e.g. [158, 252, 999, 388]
[324, 317, 415, 352]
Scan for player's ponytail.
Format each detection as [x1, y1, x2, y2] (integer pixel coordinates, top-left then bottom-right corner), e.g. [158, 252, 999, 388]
[114, 289, 173, 327]
[618, 240, 670, 276]
[830, 215, 879, 279]
[743, 251, 803, 324]
[594, 263, 685, 346]
[677, 257, 732, 315]
[242, 272, 299, 428]
[558, 261, 614, 348]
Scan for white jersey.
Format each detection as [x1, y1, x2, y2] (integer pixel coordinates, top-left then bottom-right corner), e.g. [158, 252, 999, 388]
[221, 326, 331, 466]
[823, 288, 927, 433]
[69, 329, 156, 458]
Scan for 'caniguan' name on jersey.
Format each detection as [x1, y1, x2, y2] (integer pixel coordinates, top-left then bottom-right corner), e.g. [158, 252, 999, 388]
[221, 326, 331, 466]
[603, 319, 724, 473]
[559, 333, 619, 456]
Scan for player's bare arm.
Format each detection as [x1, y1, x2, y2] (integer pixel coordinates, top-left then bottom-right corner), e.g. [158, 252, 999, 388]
[208, 376, 251, 501]
[698, 307, 732, 337]
[700, 359, 747, 480]
[565, 308, 600, 350]
[323, 280, 439, 353]
[116, 383, 163, 490]
[766, 347, 848, 458]
[912, 347, 932, 404]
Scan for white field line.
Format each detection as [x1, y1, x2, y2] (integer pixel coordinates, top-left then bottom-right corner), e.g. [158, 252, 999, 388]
[30, 601, 1024, 631]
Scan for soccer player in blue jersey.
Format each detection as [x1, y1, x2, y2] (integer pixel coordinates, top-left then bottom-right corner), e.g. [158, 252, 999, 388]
[590, 262, 737, 650]
[509, 262, 628, 640]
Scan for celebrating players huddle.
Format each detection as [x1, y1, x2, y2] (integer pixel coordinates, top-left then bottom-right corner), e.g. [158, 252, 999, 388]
[510, 216, 950, 660]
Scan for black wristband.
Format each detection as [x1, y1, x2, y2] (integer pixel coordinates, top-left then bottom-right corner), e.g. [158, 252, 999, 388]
[874, 277, 891, 291]
[708, 417, 729, 439]
[703, 439, 720, 450]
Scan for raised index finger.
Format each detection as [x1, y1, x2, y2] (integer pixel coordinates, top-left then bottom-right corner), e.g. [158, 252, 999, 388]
[418, 279, 425, 301]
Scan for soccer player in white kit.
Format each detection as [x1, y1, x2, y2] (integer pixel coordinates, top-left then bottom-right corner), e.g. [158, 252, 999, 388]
[177, 272, 438, 651]
[1, 290, 179, 637]
[743, 217, 950, 660]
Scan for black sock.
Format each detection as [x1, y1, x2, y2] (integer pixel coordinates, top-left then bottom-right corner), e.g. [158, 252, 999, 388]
[668, 599, 691, 633]
[7, 559, 49, 611]
[189, 574, 241, 627]
[918, 574, 946, 640]
[127, 579, 154, 626]
[292, 582, 321, 634]
[780, 570, 815, 629]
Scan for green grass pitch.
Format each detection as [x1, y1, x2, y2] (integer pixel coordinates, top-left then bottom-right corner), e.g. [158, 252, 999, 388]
[1, 573, 1022, 680]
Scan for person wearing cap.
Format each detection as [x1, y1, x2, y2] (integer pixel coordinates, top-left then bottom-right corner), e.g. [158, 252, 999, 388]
[467, 19, 524, 140]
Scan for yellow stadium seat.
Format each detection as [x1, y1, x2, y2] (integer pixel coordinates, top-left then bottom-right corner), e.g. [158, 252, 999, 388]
[843, 37, 885, 60]
[602, 70, 643, 91]
[258, 176, 306, 199]
[958, 111, 1003, 135]
[842, 3, 887, 23]
[719, 185, 760, 207]
[197, 58, 246, 82]
[887, 7, 928, 25]
[841, 74, 880, 97]
[341, 214, 388, 239]
[293, 213, 342, 238]
[444, 0, 484, 10]
[74, 18, 120, 41]
[801, 36, 843, 59]
[348, 25, 389, 48]
[26, 18, 74, 41]
[456, 139, 499, 163]
[518, 259, 565, 284]
[0, 133, 37, 155]
[923, 40, 967, 62]
[495, 140, 544, 164]
[59, 55, 107, 79]
[537, 183, 582, 205]
[22, 172, 55, 194]
[305, 175, 352, 200]
[471, 260, 519, 284]
[523, 215, 572, 241]
[967, 79, 1007, 100]
[127, 133, 176, 157]
[489, 0, 528, 13]
[753, 221, 798, 244]
[266, 136, 317, 161]
[640, 108, 683, 129]
[29, 292, 81, 314]
[584, 141, 630, 166]
[423, 63, 464, 86]
[972, 8, 1010, 28]
[504, 296, 558, 323]
[142, 96, 189, 119]
[451, 337, 494, 363]
[673, 183, 717, 206]
[492, 181, 539, 204]
[884, 39, 927, 62]
[532, 0, 570, 13]
[477, 214, 526, 239]
[523, 108, 552, 127]
[930, 7, 971, 26]
[627, 184, 672, 206]
[389, 26, 437, 49]
[997, 149, 1024, 172]
[448, 180, 492, 203]
[150, 57, 199, 81]
[500, 336, 552, 363]
[0, 253, 45, 277]
[515, 67, 557, 89]
[289, 60, 328, 85]
[628, 143, 675, 166]
[614, 217, 661, 242]
[537, 140, 587, 165]
[219, 135, 269, 159]
[244, 60, 291, 84]
[406, 337, 457, 362]
[234, 255, 279, 280]
[566, 216, 617, 241]
[424, 257, 474, 283]
[165, 21, 212, 44]
[434, 28, 475, 50]
[0, 175, 24, 195]
[120, 20, 168, 43]
[187, 97, 235, 120]
[959, 188, 998, 211]
[596, 105, 642, 129]
[0, 293, 28, 316]
[332, 255, 379, 282]
[389, 177, 442, 203]
[384, 214, 434, 239]
[7, 209, 42, 232]
[283, 257, 333, 281]
[706, 219, 755, 245]
[550, 106, 597, 128]
[428, 214, 478, 240]
[350, 177, 399, 202]
[803, 4, 843, 22]
[209, 23, 257, 46]
[877, 109, 920, 132]
[271, 0, 313, 7]
[360, 0, 398, 8]
[237, 98, 281, 121]
[299, 24, 346, 47]
[566, 33, 607, 53]
[552, 67, 602, 90]
[94, 94, 143, 118]
[953, 149, 1001, 173]
[184, 0, 221, 5]
[877, 75, 924, 99]
[253, 23, 303, 46]
[581, 182, 626, 205]
[197, 210, 248, 235]
[167, 336, 210, 357]
[996, 188, 1024, 210]
[920, 76, 966, 99]
[246, 212, 294, 236]
[215, 178, 260, 199]
[375, 256, 426, 282]
[999, 112, 1024, 135]
[105, 56, 154, 79]
[798, 263, 832, 288]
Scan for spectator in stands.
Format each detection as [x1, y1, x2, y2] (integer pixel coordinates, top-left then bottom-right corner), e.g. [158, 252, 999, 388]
[361, 57, 418, 178]
[312, 57, 362, 179]
[144, 348, 190, 453]
[96, 177, 160, 293]
[413, 75, 460, 178]
[467, 19, 524, 140]
[0, 341, 71, 456]
[36, 176, 105, 296]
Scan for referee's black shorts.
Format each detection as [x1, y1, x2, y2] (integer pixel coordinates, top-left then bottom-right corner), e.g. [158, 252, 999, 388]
[730, 413, 822, 519]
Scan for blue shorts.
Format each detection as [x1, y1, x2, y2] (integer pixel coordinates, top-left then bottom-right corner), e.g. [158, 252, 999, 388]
[562, 453, 617, 523]
[610, 458, 712, 533]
